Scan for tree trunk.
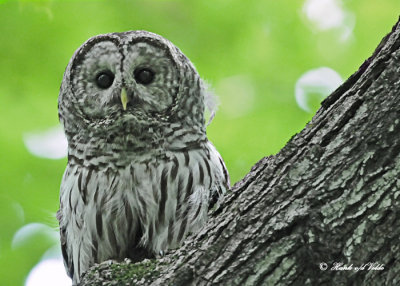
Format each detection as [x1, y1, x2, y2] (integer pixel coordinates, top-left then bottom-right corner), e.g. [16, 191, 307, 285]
[80, 17, 400, 286]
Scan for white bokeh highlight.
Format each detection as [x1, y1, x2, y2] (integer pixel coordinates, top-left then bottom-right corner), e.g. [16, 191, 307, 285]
[295, 67, 343, 112]
[303, 0, 344, 30]
[25, 258, 71, 286]
[23, 126, 68, 159]
[12, 223, 59, 249]
[14, 223, 72, 285]
[303, 0, 355, 41]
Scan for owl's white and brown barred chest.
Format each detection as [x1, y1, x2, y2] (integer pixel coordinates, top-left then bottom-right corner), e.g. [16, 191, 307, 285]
[57, 31, 229, 284]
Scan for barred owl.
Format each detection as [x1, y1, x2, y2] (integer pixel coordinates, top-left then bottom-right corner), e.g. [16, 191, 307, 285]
[57, 31, 229, 284]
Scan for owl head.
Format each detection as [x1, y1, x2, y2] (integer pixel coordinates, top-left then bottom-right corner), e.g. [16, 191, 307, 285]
[59, 31, 213, 153]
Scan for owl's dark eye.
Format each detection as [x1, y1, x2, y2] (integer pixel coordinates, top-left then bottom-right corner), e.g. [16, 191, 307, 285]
[134, 68, 155, 85]
[95, 71, 114, 89]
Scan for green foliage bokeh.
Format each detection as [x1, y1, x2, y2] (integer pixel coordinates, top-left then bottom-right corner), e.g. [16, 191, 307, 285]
[0, 0, 398, 285]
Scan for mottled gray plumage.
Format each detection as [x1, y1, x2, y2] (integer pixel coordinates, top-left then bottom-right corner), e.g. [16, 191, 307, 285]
[57, 31, 229, 285]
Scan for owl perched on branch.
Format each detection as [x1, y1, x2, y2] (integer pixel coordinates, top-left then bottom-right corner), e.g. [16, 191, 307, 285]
[57, 31, 229, 285]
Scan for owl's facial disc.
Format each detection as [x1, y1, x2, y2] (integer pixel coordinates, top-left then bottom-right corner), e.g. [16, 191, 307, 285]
[69, 35, 182, 132]
[70, 40, 124, 120]
[123, 41, 179, 114]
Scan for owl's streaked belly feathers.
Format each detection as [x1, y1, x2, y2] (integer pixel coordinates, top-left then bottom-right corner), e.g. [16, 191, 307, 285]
[58, 141, 228, 284]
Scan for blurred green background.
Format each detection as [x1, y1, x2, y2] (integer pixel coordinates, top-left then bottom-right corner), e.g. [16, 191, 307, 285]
[0, 0, 398, 285]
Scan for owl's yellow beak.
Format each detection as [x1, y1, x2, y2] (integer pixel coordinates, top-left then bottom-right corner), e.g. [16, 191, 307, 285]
[121, 88, 129, 110]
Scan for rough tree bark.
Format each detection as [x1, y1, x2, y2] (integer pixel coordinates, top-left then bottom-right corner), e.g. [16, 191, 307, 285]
[80, 17, 400, 286]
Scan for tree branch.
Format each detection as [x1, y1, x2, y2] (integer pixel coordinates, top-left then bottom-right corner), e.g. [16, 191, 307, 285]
[81, 17, 400, 286]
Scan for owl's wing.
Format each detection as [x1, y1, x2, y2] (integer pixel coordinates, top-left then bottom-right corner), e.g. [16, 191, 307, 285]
[217, 154, 230, 190]
[56, 210, 74, 279]
[207, 141, 230, 208]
